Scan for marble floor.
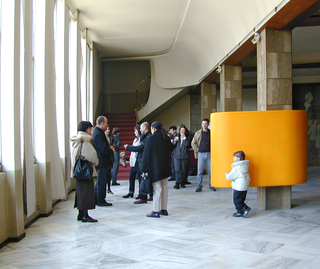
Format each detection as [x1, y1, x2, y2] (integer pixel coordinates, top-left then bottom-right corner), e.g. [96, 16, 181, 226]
[1, 168, 320, 269]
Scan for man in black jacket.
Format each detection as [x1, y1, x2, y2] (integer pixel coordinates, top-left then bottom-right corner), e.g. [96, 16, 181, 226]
[124, 122, 152, 204]
[92, 116, 115, 206]
[141, 121, 174, 217]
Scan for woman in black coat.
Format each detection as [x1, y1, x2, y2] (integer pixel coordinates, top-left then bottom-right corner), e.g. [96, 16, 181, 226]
[172, 125, 191, 189]
[140, 121, 174, 218]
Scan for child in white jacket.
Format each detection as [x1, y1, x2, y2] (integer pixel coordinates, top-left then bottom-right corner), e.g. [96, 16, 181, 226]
[224, 151, 251, 217]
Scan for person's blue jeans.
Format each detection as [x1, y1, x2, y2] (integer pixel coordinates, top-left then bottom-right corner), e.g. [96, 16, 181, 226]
[112, 151, 120, 183]
[197, 152, 211, 188]
[95, 167, 108, 204]
[129, 166, 137, 193]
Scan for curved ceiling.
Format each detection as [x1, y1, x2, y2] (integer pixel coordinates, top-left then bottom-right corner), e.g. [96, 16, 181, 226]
[67, 0, 188, 57]
[67, 0, 319, 89]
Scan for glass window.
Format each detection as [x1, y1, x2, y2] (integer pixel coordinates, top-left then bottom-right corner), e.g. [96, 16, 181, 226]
[54, 0, 66, 157]
[0, 0, 2, 171]
[69, 8, 78, 136]
[20, 0, 25, 168]
[80, 36, 87, 120]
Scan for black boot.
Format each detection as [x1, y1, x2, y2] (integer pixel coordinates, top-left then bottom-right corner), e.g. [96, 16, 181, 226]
[173, 183, 180, 189]
[122, 193, 134, 198]
[77, 210, 83, 221]
[82, 210, 98, 223]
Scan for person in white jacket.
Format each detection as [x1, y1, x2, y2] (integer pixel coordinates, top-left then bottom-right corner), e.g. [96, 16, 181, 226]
[71, 121, 99, 223]
[224, 151, 251, 218]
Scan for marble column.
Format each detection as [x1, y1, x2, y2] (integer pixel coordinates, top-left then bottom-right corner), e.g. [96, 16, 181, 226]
[257, 28, 292, 210]
[0, 0, 25, 241]
[220, 65, 242, 112]
[200, 82, 217, 120]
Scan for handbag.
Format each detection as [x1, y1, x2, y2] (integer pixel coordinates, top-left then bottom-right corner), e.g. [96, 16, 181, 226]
[140, 173, 151, 195]
[73, 143, 93, 180]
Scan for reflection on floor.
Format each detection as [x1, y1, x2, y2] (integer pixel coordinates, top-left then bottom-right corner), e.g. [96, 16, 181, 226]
[1, 168, 320, 269]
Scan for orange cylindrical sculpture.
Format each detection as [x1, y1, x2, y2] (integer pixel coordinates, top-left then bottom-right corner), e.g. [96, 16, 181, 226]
[210, 110, 307, 188]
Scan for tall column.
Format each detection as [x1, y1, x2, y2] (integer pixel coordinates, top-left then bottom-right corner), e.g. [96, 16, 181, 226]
[200, 82, 217, 119]
[0, 0, 25, 241]
[257, 28, 292, 209]
[220, 65, 242, 112]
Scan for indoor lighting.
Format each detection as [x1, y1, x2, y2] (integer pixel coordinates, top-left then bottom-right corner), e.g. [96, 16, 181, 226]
[251, 32, 260, 44]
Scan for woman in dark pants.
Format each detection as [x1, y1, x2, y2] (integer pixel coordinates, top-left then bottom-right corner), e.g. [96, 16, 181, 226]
[172, 125, 191, 189]
[71, 121, 99, 222]
[111, 127, 121, 186]
[105, 125, 116, 194]
[123, 125, 141, 198]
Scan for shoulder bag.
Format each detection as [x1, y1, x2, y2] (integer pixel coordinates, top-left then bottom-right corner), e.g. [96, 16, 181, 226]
[140, 173, 151, 195]
[73, 143, 93, 180]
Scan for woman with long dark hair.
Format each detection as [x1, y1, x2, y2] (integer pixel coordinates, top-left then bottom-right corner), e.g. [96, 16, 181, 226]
[71, 121, 99, 222]
[172, 125, 191, 189]
[104, 125, 116, 194]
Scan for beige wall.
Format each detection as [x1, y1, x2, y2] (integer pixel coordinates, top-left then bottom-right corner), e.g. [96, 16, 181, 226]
[243, 88, 257, 111]
[97, 91, 148, 114]
[93, 44, 102, 121]
[97, 60, 151, 115]
[0, 173, 8, 245]
[150, 94, 190, 131]
[0, 164, 59, 247]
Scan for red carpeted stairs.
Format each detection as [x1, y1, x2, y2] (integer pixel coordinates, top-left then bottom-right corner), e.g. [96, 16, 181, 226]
[104, 112, 136, 181]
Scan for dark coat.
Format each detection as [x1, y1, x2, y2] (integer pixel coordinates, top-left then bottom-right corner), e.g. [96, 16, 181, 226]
[172, 136, 191, 160]
[92, 126, 114, 168]
[126, 131, 151, 171]
[106, 134, 117, 163]
[141, 130, 174, 182]
[74, 180, 95, 210]
[114, 136, 121, 152]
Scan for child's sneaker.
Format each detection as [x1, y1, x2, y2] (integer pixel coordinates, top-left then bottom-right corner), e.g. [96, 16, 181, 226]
[242, 207, 251, 217]
[233, 212, 243, 217]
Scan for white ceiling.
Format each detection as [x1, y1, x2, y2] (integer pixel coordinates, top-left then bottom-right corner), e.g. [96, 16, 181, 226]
[66, 0, 188, 58]
[66, 0, 320, 89]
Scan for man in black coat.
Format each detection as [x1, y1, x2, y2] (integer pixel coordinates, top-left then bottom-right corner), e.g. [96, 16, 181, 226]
[141, 121, 174, 218]
[124, 122, 152, 204]
[92, 116, 115, 206]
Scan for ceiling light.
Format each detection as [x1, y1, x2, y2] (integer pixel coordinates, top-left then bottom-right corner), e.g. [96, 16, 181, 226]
[251, 32, 260, 44]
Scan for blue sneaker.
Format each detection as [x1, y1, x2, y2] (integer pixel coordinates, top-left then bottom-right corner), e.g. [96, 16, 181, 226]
[233, 212, 243, 217]
[242, 207, 251, 217]
[146, 211, 160, 218]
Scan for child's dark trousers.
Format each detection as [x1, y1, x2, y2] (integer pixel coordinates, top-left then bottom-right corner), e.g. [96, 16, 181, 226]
[233, 189, 248, 213]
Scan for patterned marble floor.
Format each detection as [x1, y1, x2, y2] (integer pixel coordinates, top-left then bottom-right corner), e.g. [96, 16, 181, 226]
[1, 168, 320, 269]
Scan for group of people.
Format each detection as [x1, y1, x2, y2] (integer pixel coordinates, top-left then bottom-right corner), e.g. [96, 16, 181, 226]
[167, 119, 217, 193]
[70, 116, 252, 222]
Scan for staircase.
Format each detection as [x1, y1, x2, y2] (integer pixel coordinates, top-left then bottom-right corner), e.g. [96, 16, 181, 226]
[105, 112, 136, 181]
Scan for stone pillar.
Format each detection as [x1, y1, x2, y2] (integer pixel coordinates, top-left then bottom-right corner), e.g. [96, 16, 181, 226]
[0, 0, 25, 241]
[200, 82, 217, 120]
[220, 65, 242, 112]
[257, 28, 292, 210]
[190, 95, 201, 132]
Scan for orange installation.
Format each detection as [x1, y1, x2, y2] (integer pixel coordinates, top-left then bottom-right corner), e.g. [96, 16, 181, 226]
[210, 110, 308, 188]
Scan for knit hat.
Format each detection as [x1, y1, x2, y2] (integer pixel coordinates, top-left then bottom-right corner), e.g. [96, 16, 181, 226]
[152, 121, 162, 130]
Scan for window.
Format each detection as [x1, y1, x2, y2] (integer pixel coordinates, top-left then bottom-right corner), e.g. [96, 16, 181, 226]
[0, 0, 2, 171]
[20, 0, 25, 168]
[54, 0, 66, 157]
[69, 9, 78, 136]
[80, 36, 87, 120]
